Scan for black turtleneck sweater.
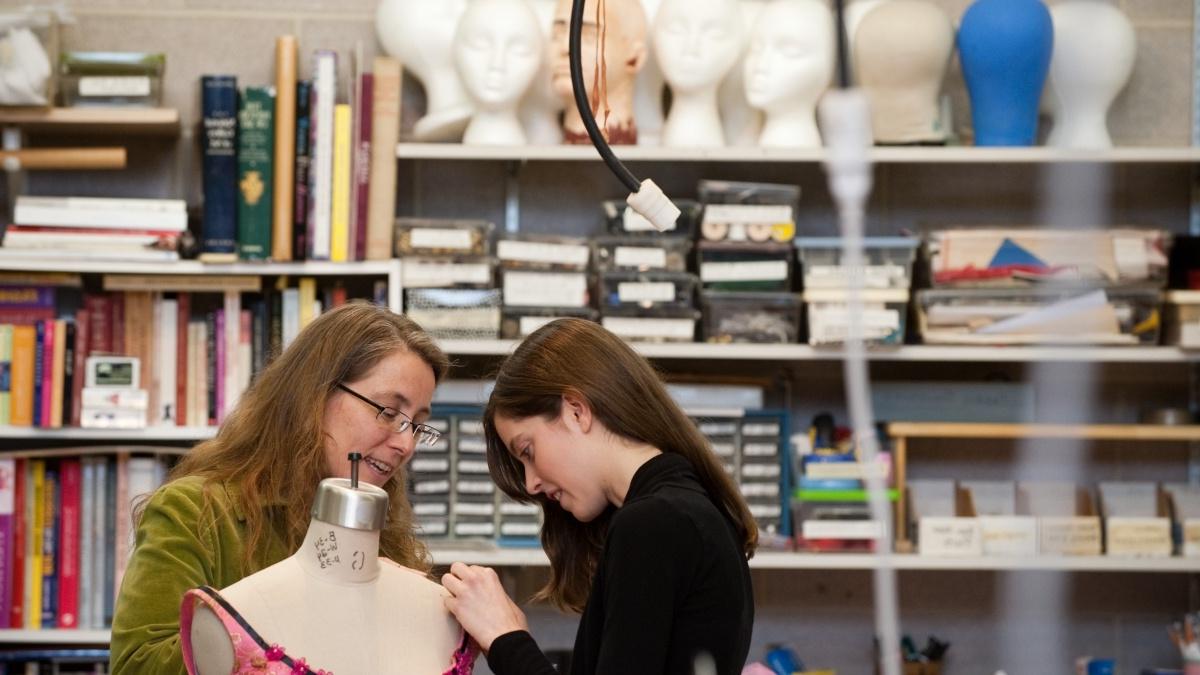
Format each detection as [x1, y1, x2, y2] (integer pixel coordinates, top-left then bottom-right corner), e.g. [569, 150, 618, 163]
[486, 453, 754, 675]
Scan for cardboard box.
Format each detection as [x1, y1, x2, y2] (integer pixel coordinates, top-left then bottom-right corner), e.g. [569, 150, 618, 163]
[1100, 482, 1172, 558]
[964, 480, 1038, 557]
[1020, 483, 1102, 556]
[912, 482, 982, 557]
[1164, 483, 1200, 557]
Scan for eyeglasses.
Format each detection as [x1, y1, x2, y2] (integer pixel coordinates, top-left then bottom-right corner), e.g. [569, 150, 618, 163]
[336, 383, 443, 447]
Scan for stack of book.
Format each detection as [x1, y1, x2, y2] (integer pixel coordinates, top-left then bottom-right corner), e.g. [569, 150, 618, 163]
[2, 197, 187, 263]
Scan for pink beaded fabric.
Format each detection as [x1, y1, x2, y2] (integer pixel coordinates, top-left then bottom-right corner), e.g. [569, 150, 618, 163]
[180, 586, 477, 675]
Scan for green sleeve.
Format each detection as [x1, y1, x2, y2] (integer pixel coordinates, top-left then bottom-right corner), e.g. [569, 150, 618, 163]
[109, 480, 220, 675]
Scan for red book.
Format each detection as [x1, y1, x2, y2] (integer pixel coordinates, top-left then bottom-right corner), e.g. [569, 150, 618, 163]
[83, 294, 112, 355]
[176, 293, 189, 427]
[38, 320, 54, 428]
[110, 293, 125, 356]
[352, 72, 374, 262]
[70, 309, 89, 427]
[0, 459, 15, 628]
[9, 458, 24, 628]
[55, 460, 80, 629]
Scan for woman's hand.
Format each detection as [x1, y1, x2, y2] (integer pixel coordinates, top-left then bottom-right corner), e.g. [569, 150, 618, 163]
[442, 561, 529, 653]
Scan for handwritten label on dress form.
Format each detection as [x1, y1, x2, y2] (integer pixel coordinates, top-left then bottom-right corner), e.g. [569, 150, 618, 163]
[314, 531, 341, 569]
[352, 550, 365, 571]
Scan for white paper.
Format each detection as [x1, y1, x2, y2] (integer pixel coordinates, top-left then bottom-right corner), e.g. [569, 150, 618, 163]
[602, 316, 694, 340]
[504, 272, 588, 307]
[402, 261, 491, 287]
[80, 76, 151, 97]
[410, 458, 450, 473]
[614, 246, 668, 269]
[410, 227, 474, 250]
[618, 282, 675, 303]
[1112, 236, 1149, 280]
[412, 502, 448, 516]
[977, 290, 1111, 335]
[453, 501, 495, 516]
[700, 260, 789, 282]
[702, 204, 793, 225]
[498, 240, 590, 267]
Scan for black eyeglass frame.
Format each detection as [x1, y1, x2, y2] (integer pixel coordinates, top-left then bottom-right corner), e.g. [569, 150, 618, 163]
[336, 383, 443, 447]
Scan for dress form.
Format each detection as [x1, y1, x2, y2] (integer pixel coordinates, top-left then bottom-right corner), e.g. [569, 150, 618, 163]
[854, 0, 954, 144]
[718, 0, 766, 147]
[744, 0, 833, 148]
[455, 0, 545, 145]
[375, 0, 473, 141]
[520, 0, 566, 145]
[1045, 0, 1135, 149]
[187, 477, 462, 675]
[845, 0, 888, 45]
[655, 0, 745, 147]
[551, 0, 649, 145]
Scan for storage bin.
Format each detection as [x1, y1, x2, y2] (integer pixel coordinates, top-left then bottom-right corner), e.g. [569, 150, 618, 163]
[795, 237, 919, 290]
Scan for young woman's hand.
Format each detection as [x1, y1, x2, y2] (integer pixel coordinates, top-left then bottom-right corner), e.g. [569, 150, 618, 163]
[442, 561, 529, 652]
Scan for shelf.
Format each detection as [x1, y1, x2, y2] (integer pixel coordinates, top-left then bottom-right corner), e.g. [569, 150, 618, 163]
[887, 422, 1200, 441]
[397, 143, 1200, 164]
[437, 340, 1200, 364]
[0, 107, 180, 136]
[0, 426, 215, 442]
[428, 547, 1200, 572]
[0, 629, 110, 644]
[0, 259, 399, 276]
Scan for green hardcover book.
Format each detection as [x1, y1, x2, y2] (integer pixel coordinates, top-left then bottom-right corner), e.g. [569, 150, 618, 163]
[237, 86, 276, 260]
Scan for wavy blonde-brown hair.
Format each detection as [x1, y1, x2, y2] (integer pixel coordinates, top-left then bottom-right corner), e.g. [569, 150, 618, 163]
[484, 318, 758, 612]
[136, 301, 449, 575]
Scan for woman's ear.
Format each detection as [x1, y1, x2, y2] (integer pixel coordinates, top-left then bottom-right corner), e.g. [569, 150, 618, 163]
[561, 393, 594, 434]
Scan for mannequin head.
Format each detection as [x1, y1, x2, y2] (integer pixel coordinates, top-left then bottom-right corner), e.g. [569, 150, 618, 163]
[551, 0, 649, 143]
[654, 0, 744, 95]
[854, 0, 953, 143]
[163, 302, 448, 571]
[455, 0, 544, 112]
[375, 0, 472, 139]
[1046, 1, 1136, 148]
[744, 0, 833, 115]
[482, 318, 758, 612]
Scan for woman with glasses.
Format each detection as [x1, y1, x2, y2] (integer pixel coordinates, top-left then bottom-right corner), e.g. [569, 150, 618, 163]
[441, 318, 757, 675]
[110, 302, 449, 674]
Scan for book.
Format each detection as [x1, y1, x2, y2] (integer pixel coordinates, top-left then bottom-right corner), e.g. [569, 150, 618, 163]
[0, 247, 180, 263]
[70, 309, 88, 427]
[200, 75, 240, 263]
[83, 295, 111, 356]
[0, 325, 11, 426]
[0, 458, 15, 627]
[104, 454, 120, 626]
[24, 459, 40, 629]
[205, 313, 216, 425]
[13, 196, 187, 231]
[78, 458, 93, 630]
[308, 51, 336, 261]
[49, 319, 65, 428]
[3, 226, 181, 249]
[102, 274, 261, 293]
[330, 103, 352, 263]
[222, 290, 241, 416]
[366, 57, 401, 260]
[272, 35, 298, 262]
[56, 460, 80, 629]
[32, 321, 45, 428]
[157, 298, 178, 424]
[38, 462, 54, 629]
[10, 325, 34, 427]
[298, 277, 316, 330]
[353, 72, 374, 262]
[237, 85, 276, 261]
[293, 80, 313, 262]
[10, 458, 25, 628]
[61, 321, 75, 429]
[175, 294, 189, 427]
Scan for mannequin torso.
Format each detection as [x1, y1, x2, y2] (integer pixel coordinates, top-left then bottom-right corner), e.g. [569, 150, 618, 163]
[185, 480, 467, 675]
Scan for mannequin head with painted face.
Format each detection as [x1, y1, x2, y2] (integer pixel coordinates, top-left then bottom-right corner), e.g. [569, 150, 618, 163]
[455, 0, 545, 144]
[551, 0, 649, 145]
[743, 0, 834, 147]
[654, 0, 745, 146]
[375, 0, 472, 140]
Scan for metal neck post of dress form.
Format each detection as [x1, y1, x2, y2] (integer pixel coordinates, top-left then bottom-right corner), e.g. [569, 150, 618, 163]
[311, 454, 388, 531]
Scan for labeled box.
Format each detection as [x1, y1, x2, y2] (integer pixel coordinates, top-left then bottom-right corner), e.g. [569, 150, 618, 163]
[1020, 483, 1102, 556]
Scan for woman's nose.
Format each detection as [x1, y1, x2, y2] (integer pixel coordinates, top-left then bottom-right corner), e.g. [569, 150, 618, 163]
[524, 466, 543, 495]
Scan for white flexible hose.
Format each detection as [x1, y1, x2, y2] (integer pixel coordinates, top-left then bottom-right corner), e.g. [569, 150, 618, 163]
[819, 88, 902, 675]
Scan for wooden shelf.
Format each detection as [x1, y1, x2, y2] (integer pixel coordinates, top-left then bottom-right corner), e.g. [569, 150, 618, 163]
[0, 107, 180, 136]
[398, 143, 1200, 164]
[427, 547, 1200, 572]
[887, 422, 1200, 441]
[437, 340, 1200, 364]
[0, 629, 110, 645]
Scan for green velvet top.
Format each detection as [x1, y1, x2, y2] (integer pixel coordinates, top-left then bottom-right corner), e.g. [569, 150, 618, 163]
[109, 476, 292, 675]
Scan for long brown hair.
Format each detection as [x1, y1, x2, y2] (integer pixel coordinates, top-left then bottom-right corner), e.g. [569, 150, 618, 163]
[137, 301, 449, 575]
[484, 318, 757, 612]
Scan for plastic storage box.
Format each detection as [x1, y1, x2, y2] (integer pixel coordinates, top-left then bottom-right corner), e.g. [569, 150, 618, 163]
[496, 234, 591, 271]
[804, 288, 909, 346]
[593, 236, 691, 273]
[598, 271, 698, 311]
[403, 288, 500, 340]
[1163, 290, 1200, 348]
[502, 269, 590, 308]
[795, 237, 919, 290]
[697, 180, 800, 243]
[701, 291, 802, 344]
[698, 241, 794, 292]
[600, 308, 699, 343]
[394, 218, 493, 257]
[500, 306, 599, 339]
[401, 257, 494, 289]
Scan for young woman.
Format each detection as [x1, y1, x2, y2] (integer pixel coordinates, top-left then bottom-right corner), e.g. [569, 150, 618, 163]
[443, 318, 757, 675]
[110, 302, 449, 674]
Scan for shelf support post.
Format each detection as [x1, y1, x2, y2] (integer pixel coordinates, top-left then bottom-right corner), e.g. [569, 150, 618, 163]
[504, 160, 521, 234]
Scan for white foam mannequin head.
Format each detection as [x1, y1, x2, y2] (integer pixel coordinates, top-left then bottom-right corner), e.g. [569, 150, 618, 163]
[633, 0, 665, 145]
[854, 0, 953, 143]
[520, 0, 566, 145]
[1046, 1, 1136, 149]
[188, 480, 462, 675]
[718, 0, 766, 147]
[455, 0, 544, 145]
[551, 0, 649, 145]
[743, 0, 833, 148]
[655, 0, 745, 147]
[375, 0, 473, 140]
[845, 0, 888, 45]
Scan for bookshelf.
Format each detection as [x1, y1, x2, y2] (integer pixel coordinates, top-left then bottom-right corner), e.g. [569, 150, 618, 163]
[0, 107, 181, 137]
